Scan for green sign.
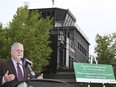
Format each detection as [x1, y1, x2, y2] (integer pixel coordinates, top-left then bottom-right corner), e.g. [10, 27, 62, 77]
[73, 62, 115, 83]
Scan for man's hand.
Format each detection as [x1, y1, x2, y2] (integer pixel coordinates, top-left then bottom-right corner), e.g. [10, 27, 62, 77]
[4, 70, 15, 82]
[37, 73, 43, 79]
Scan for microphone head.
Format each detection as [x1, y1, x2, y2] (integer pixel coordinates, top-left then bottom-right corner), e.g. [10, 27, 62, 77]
[22, 58, 32, 67]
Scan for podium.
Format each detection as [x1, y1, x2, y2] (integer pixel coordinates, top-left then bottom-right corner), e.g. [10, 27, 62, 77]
[14, 79, 71, 87]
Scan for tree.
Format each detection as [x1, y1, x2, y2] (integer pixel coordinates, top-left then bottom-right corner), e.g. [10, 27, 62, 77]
[94, 33, 116, 87]
[0, 23, 11, 60]
[95, 33, 116, 64]
[0, 5, 53, 73]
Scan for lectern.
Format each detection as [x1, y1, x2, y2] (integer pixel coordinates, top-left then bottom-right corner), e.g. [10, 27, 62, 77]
[14, 79, 70, 87]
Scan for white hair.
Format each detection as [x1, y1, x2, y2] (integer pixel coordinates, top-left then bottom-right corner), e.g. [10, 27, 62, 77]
[11, 42, 24, 51]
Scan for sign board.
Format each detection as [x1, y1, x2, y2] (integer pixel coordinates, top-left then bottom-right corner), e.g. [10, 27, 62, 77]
[73, 62, 115, 83]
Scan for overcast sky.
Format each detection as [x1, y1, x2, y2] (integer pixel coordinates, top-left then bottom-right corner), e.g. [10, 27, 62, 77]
[0, 0, 116, 55]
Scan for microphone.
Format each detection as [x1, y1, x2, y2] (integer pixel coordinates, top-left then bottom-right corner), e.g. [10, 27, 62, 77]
[22, 58, 32, 67]
[21, 58, 36, 79]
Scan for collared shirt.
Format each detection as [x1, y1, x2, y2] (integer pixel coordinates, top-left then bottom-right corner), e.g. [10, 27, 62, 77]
[12, 58, 24, 78]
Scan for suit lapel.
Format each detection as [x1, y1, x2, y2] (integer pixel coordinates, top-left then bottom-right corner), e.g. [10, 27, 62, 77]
[8, 59, 18, 80]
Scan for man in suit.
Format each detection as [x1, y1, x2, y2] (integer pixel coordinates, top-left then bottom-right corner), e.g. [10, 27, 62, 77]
[0, 42, 42, 87]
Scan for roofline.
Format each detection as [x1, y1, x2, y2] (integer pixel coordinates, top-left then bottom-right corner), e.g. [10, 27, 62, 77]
[29, 7, 76, 22]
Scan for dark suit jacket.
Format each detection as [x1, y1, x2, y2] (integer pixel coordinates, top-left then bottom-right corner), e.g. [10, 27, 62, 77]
[0, 59, 30, 87]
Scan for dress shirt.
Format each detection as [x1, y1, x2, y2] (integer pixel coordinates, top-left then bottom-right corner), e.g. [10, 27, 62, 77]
[12, 58, 24, 78]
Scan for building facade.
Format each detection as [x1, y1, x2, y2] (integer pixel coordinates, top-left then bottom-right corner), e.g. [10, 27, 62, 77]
[29, 8, 90, 86]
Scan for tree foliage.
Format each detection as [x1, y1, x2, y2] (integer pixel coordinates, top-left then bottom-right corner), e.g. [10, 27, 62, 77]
[0, 23, 10, 60]
[95, 33, 116, 64]
[95, 33, 116, 87]
[0, 5, 53, 73]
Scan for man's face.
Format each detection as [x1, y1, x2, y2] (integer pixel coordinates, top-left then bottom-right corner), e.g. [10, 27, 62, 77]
[11, 45, 24, 62]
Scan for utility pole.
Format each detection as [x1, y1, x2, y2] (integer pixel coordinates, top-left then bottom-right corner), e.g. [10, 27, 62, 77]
[89, 55, 98, 64]
[52, 0, 54, 6]
[88, 55, 106, 87]
[88, 55, 98, 87]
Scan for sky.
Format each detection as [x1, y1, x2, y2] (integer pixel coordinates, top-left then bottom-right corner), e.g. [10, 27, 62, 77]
[0, 0, 116, 55]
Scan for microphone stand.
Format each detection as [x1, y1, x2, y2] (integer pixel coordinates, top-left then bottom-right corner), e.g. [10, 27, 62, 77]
[27, 64, 36, 79]
[27, 64, 36, 87]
